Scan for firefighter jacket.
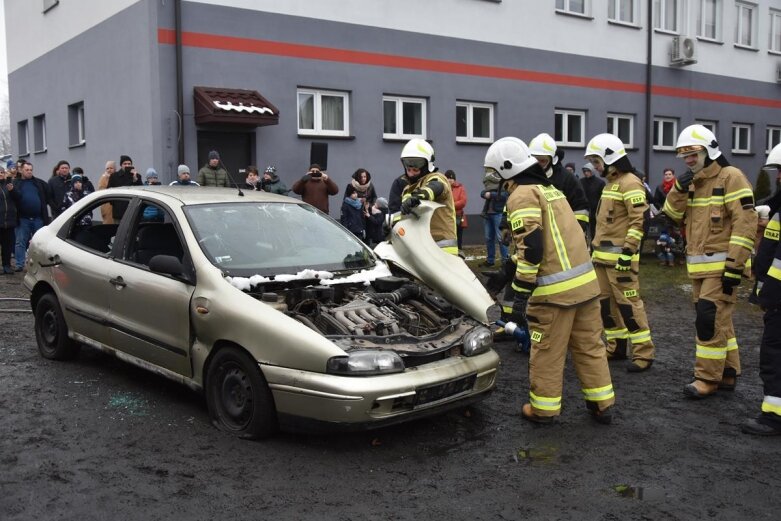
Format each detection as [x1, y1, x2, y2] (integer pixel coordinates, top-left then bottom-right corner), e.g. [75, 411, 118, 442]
[663, 161, 757, 279]
[754, 212, 781, 308]
[400, 171, 457, 252]
[506, 181, 599, 307]
[591, 170, 647, 266]
[549, 164, 590, 231]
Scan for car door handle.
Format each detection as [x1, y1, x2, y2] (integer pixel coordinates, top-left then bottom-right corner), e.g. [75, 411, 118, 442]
[109, 276, 127, 288]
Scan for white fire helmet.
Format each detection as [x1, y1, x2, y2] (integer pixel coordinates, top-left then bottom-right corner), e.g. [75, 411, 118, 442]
[400, 138, 436, 173]
[764, 143, 781, 170]
[675, 124, 721, 160]
[484, 137, 538, 180]
[584, 133, 627, 165]
[528, 132, 559, 165]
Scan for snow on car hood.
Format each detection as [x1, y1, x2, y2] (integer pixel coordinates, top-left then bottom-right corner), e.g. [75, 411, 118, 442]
[226, 262, 393, 291]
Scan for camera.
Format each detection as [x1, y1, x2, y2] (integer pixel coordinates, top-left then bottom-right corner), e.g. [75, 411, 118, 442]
[310, 170, 322, 178]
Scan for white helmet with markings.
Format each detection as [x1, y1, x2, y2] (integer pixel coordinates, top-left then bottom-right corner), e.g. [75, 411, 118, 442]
[676, 124, 721, 160]
[528, 132, 559, 165]
[484, 137, 538, 180]
[764, 143, 781, 170]
[400, 138, 436, 173]
[584, 133, 627, 165]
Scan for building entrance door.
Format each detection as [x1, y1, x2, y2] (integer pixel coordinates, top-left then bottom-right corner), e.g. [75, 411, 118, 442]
[196, 131, 255, 187]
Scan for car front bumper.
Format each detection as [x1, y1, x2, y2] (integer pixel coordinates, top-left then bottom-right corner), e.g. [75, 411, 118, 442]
[262, 349, 500, 429]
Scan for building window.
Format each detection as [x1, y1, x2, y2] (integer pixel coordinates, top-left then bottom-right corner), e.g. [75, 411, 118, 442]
[771, 9, 781, 53]
[654, 0, 679, 32]
[297, 89, 350, 137]
[456, 102, 494, 143]
[17, 120, 29, 156]
[33, 114, 46, 153]
[383, 96, 426, 140]
[766, 127, 781, 154]
[697, 0, 721, 40]
[735, 2, 757, 48]
[695, 120, 718, 135]
[609, 0, 639, 25]
[554, 109, 586, 147]
[653, 117, 678, 150]
[68, 101, 86, 146]
[732, 124, 752, 154]
[607, 113, 634, 148]
[555, 0, 589, 16]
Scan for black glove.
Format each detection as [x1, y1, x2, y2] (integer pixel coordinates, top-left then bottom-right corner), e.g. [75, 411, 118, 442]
[675, 170, 694, 191]
[498, 213, 512, 246]
[483, 260, 515, 295]
[410, 189, 428, 201]
[722, 272, 741, 295]
[615, 248, 633, 271]
[509, 292, 530, 330]
[400, 197, 421, 215]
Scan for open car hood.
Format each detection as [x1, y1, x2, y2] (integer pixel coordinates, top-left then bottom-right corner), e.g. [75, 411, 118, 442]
[373, 201, 494, 324]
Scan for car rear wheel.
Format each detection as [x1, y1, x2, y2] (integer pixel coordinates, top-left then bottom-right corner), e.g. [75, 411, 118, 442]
[206, 346, 278, 439]
[34, 293, 80, 360]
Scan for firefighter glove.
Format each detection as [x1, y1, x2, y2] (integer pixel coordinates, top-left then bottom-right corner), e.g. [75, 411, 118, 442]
[675, 170, 694, 191]
[615, 248, 633, 271]
[721, 272, 741, 295]
[410, 189, 429, 201]
[509, 292, 530, 330]
[400, 196, 421, 215]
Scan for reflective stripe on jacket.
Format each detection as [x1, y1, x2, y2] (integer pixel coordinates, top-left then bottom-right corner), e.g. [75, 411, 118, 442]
[663, 162, 757, 279]
[591, 170, 647, 265]
[505, 181, 598, 306]
[401, 171, 457, 252]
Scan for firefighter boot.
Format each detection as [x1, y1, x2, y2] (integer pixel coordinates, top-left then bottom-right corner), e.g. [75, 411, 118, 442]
[586, 401, 613, 425]
[741, 417, 781, 436]
[627, 359, 653, 373]
[521, 403, 555, 424]
[683, 379, 719, 399]
[607, 339, 628, 361]
[718, 368, 737, 391]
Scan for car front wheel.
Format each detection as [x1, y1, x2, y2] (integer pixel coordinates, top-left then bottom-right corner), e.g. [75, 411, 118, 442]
[34, 293, 80, 360]
[205, 346, 278, 439]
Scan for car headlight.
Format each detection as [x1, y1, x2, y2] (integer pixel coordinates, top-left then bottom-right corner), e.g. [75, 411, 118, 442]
[463, 326, 493, 356]
[326, 350, 405, 376]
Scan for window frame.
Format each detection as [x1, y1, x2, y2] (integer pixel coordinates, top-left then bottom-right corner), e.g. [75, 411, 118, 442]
[606, 113, 635, 149]
[608, 0, 640, 26]
[554, 109, 587, 147]
[766, 126, 781, 154]
[455, 101, 495, 144]
[734, 1, 758, 49]
[697, 0, 722, 41]
[16, 120, 29, 156]
[296, 88, 350, 137]
[68, 101, 86, 147]
[731, 123, 752, 154]
[382, 95, 427, 140]
[695, 119, 718, 135]
[555, 0, 591, 18]
[770, 8, 781, 53]
[654, 0, 681, 33]
[33, 114, 47, 154]
[652, 117, 679, 151]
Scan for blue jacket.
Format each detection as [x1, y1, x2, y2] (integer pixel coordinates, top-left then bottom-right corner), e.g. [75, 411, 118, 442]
[340, 197, 365, 239]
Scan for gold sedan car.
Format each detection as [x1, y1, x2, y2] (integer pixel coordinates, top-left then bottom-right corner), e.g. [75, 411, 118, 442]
[24, 187, 499, 438]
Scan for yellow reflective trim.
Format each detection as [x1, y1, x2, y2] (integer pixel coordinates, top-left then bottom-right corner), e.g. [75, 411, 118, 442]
[592, 251, 640, 262]
[575, 214, 589, 223]
[729, 236, 754, 250]
[421, 187, 435, 200]
[605, 327, 629, 340]
[601, 192, 623, 201]
[511, 282, 533, 293]
[767, 219, 781, 231]
[532, 269, 597, 296]
[547, 203, 571, 271]
[629, 329, 652, 343]
[663, 200, 684, 219]
[582, 384, 615, 401]
[726, 337, 738, 352]
[529, 391, 561, 411]
[441, 246, 459, 255]
[724, 188, 754, 203]
[696, 344, 727, 360]
[627, 229, 644, 240]
[768, 265, 781, 281]
[761, 399, 781, 416]
[687, 261, 726, 274]
[509, 208, 541, 219]
[539, 185, 566, 202]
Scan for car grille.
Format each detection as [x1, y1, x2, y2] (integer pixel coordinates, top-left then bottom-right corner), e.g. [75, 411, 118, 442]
[413, 373, 477, 407]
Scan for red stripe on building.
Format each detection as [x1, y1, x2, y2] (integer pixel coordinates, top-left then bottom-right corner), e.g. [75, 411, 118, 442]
[158, 29, 781, 109]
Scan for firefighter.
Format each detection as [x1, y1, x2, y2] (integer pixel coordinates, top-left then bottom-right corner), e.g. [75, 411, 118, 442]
[742, 143, 781, 435]
[585, 133, 655, 372]
[662, 124, 757, 398]
[396, 138, 458, 255]
[485, 136, 614, 424]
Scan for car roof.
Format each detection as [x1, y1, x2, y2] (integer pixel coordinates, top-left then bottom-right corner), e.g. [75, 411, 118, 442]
[102, 186, 296, 207]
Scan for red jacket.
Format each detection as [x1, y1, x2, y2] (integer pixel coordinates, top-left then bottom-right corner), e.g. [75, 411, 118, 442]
[451, 181, 467, 217]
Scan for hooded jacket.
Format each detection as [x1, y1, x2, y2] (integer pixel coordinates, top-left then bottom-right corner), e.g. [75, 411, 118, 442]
[261, 172, 289, 195]
[197, 164, 230, 187]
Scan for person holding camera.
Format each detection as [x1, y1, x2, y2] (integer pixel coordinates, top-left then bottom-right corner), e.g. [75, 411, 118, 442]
[292, 164, 339, 214]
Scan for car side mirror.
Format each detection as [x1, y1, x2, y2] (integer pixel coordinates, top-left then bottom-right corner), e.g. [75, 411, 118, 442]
[148, 255, 193, 283]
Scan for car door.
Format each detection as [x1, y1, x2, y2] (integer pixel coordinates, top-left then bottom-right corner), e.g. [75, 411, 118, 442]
[105, 199, 195, 377]
[54, 197, 131, 346]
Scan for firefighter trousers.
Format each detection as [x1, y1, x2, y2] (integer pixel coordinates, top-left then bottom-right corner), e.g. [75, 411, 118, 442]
[526, 299, 615, 418]
[691, 277, 740, 383]
[594, 264, 655, 362]
[758, 307, 781, 428]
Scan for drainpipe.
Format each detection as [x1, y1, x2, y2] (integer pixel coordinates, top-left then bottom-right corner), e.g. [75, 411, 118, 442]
[644, 0, 653, 179]
[175, 0, 185, 164]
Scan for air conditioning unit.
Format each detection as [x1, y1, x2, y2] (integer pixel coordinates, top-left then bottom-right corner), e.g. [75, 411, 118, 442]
[670, 36, 697, 66]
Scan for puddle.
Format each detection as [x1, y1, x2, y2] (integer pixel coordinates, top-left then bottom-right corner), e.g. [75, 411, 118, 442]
[514, 445, 559, 464]
[108, 393, 149, 417]
[613, 484, 666, 500]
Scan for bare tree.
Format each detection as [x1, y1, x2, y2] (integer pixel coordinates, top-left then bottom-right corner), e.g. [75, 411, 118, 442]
[0, 97, 10, 156]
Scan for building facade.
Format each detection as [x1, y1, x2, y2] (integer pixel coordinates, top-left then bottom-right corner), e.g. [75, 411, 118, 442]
[5, 0, 781, 217]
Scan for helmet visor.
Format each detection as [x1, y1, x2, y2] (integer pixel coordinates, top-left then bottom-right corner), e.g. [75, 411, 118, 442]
[401, 157, 427, 170]
[676, 145, 705, 158]
[484, 167, 499, 175]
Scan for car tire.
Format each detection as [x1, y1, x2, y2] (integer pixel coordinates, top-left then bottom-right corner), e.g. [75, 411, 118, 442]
[34, 293, 80, 360]
[205, 346, 278, 439]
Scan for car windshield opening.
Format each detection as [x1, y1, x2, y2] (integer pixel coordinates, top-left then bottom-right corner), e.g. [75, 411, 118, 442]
[185, 202, 375, 277]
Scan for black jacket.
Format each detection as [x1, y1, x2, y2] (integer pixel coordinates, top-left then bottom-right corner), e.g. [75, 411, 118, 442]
[107, 169, 143, 219]
[388, 174, 410, 214]
[1, 181, 17, 228]
[580, 175, 605, 215]
[48, 175, 70, 218]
